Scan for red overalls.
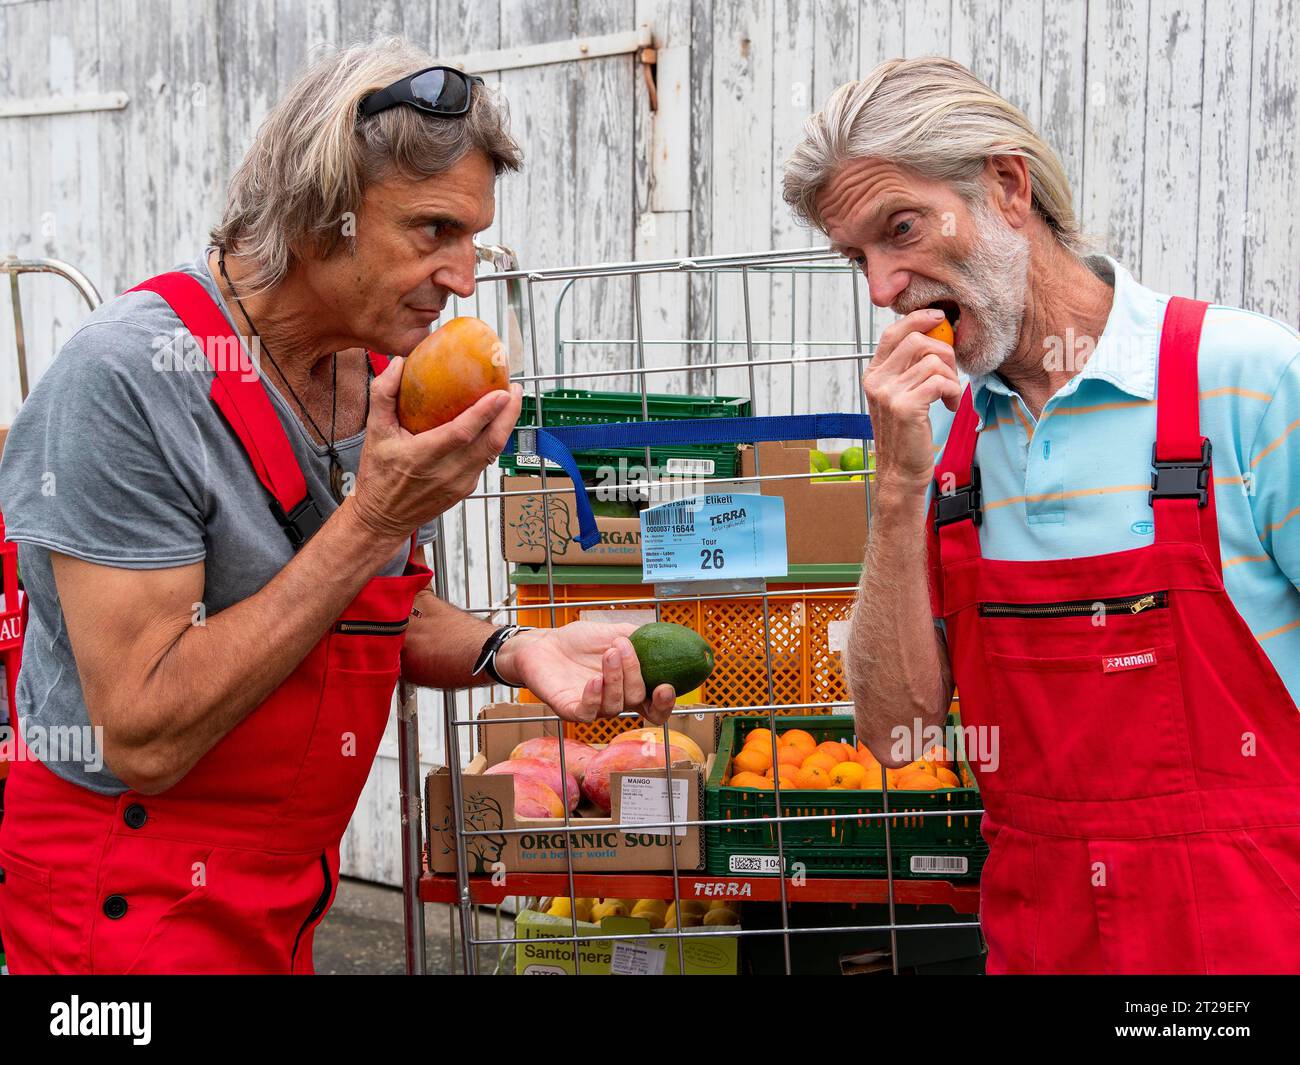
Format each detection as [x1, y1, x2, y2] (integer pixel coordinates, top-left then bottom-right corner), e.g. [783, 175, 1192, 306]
[929, 295, 1300, 974]
[0, 273, 431, 974]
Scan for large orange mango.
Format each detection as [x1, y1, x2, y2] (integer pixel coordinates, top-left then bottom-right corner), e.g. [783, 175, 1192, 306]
[607, 728, 705, 766]
[397, 317, 509, 432]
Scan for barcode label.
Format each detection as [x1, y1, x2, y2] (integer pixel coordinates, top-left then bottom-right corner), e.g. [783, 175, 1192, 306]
[729, 854, 782, 875]
[665, 457, 716, 476]
[909, 855, 969, 875]
[643, 504, 695, 531]
[513, 453, 561, 469]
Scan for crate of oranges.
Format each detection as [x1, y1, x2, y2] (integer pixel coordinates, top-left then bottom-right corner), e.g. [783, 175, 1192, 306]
[704, 715, 988, 880]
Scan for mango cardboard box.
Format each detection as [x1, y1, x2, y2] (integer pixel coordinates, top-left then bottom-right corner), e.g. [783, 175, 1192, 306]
[426, 703, 718, 875]
[739, 441, 872, 565]
[501, 475, 642, 566]
[514, 909, 740, 975]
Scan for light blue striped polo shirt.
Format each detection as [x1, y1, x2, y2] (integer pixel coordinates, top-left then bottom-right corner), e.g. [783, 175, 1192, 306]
[927, 255, 1300, 704]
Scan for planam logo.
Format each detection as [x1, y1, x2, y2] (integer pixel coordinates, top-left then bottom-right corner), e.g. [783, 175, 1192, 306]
[1102, 648, 1158, 673]
[50, 997, 151, 1045]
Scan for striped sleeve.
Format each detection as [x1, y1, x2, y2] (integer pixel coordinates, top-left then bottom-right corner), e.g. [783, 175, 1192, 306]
[1246, 349, 1300, 587]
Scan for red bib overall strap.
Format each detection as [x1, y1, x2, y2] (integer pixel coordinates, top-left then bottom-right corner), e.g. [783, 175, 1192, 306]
[130, 273, 325, 549]
[1151, 296, 1222, 576]
[927, 386, 982, 616]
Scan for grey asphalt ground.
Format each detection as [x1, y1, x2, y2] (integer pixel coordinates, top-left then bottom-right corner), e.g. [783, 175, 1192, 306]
[312, 877, 516, 975]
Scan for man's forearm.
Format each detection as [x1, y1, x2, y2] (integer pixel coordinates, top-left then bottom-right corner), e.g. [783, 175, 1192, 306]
[399, 590, 498, 689]
[101, 496, 408, 789]
[844, 485, 953, 765]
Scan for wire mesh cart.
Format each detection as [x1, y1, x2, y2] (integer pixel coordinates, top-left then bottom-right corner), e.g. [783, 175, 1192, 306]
[402, 245, 987, 976]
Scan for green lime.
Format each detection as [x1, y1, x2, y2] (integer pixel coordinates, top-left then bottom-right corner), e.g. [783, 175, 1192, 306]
[809, 449, 831, 473]
[590, 498, 640, 519]
[629, 622, 715, 695]
[839, 446, 865, 472]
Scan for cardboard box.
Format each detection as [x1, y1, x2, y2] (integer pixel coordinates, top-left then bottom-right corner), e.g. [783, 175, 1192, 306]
[513, 909, 740, 975]
[426, 704, 718, 874]
[501, 475, 642, 566]
[739, 441, 872, 565]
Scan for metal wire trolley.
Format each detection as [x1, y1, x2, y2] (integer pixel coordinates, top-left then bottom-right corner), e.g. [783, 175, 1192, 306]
[400, 244, 987, 976]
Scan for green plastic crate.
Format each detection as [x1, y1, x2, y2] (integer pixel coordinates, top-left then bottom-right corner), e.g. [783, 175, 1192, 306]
[500, 389, 751, 479]
[705, 715, 988, 880]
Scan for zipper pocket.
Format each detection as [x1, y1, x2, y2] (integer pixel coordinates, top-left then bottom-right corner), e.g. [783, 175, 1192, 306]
[979, 591, 1168, 619]
[334, 618, 409, 636]
[291, 852, 332, 970]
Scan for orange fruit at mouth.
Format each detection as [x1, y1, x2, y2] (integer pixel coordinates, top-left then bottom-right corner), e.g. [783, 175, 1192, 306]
[397, 316, 510, 432]
[925, 317, 955, 346]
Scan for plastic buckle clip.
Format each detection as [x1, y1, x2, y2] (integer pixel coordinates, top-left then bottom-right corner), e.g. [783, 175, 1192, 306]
[1149, 439, 1211, 508]
[934, 466, 983, 530]
[270, 495, 326, 550]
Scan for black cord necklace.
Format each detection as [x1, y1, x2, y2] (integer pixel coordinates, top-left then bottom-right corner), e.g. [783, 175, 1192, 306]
[217, 248, 359, 504]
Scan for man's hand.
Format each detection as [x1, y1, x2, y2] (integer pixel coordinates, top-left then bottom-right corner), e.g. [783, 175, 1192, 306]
[494, 622, 677, 724]
[350, 355, 523, 543]
[863, 307, 962, 495]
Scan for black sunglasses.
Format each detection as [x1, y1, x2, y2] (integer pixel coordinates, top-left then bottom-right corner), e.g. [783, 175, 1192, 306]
[358, 66, 484, 119]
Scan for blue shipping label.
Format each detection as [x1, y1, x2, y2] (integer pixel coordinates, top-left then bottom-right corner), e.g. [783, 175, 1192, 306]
[640, 493, 788, 582]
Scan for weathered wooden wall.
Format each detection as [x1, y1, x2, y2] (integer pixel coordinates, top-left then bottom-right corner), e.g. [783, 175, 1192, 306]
[3, 0, 1298, 885]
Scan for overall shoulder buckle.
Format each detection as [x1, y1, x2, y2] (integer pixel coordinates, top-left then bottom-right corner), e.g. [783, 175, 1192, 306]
[934, 466, 983, 530]
[270, 495, 326, 549]
[1149, 439, 1211, 508]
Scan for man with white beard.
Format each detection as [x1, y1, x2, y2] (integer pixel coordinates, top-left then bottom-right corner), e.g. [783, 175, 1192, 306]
[783, 57, 1300, 975]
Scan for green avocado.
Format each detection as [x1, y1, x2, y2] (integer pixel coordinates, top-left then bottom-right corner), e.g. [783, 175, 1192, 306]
[629, 622, 715, 695]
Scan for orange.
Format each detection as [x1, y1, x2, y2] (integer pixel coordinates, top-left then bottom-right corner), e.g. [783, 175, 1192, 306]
[780, 729, 817, 753]
[729, 771, 770, 789]
[802, 751, 841, 775]
[904, 759, 939, 778]
[857, 766, 885, 789]
[731, 746, 772, 775]
[924, 315, 954, 346]
[814, 741, 852, 763]
[884, 767, 902, 789]
[397, 318, 509, 432]
[743, 727, 773, 746]
[895, 770, 939, 791]
[922, 745, 955, 769]
[933, 767, 961, 788]
[792, 765, 831, 789]
[829, 761, 866, 788]
[777, 745, 807, 769]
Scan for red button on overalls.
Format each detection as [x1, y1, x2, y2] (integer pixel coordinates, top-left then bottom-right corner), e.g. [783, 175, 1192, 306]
[0, 273, 431, 974]
[928, 296, 1300, 974]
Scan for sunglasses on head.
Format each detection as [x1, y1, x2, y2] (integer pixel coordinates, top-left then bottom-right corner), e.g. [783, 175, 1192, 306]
[358, 65, 484, 119]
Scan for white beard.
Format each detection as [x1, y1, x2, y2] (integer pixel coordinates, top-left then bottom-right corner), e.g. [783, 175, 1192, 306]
[956, 198, 1031, 377]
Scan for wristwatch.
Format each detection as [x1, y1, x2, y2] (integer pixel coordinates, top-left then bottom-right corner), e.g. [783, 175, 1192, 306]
[471, 625, 534, 687]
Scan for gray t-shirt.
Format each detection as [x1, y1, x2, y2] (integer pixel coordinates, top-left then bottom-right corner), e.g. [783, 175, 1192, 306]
[0, 247, 435, 794]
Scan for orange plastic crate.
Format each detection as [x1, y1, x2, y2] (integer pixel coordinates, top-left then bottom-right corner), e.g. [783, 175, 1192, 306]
[514, 580, 853, 744]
